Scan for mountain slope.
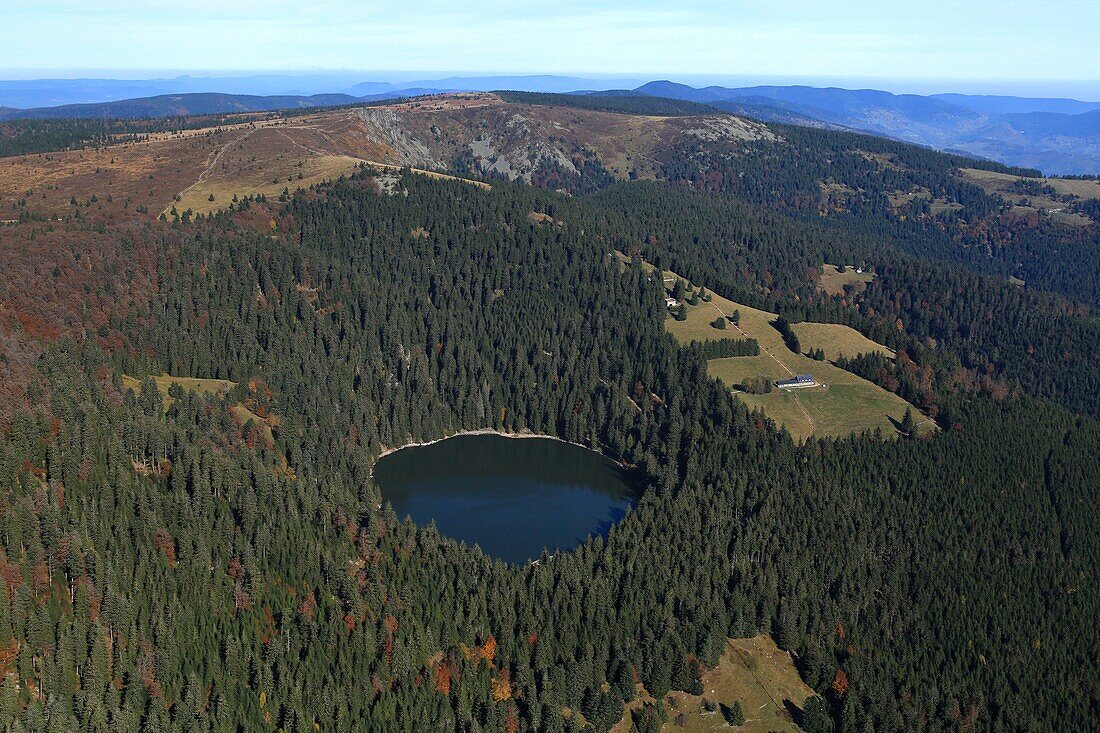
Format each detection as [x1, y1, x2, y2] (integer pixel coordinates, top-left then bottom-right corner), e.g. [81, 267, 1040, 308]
[0, 137, 1097, 733]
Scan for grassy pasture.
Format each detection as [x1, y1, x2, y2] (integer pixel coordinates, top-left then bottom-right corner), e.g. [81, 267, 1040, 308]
[123, 373, 275, 448]
[611, 635, 815, 733]
[817, 264, 874, 296]
[614, 253, 928, 441]
[961, 168, 1096, 226]
[697, 298, 925, 442]
[717, 374, 920, 442]
[176, 151, 364, 215]
[122, 373, 235, 408]
[791, 322, 893, 362]
[962, 167, 1100, 201]
[172, 122, 490, 216]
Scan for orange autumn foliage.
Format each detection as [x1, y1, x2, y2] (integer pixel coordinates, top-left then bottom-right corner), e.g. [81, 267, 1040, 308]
[153, 530, 177, 566]
[227, 556, 244, 582]
[832, 668, 850, 696]
[433, 660, 454, 695]
[491, 668, 512, 701]
[481, 635, 497, 665]
[459, 634, 497, 669]
[297, 591, 317, 621]
[504, 707, 520, 733]
[0, 638, 17, 676]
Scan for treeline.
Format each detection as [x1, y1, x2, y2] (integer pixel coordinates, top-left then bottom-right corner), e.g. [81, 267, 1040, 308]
[692, 337, 759, 359]
[0, 118, 116, 157]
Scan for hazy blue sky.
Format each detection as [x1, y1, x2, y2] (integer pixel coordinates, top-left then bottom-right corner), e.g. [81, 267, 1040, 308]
[3, 1, 1098, 90]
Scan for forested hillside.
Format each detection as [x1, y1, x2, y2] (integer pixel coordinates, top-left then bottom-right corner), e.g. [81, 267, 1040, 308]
[585, 182, 1100, 419]
[0, 168, 1095, 732]
[4, 93, 1097, 310]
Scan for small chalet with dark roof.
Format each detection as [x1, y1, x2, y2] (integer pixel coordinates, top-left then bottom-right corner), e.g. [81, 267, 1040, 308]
[775, 374, 815, 389]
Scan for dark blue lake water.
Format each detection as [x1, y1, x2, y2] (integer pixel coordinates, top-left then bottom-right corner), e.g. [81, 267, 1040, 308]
[373, 434, 636, 564]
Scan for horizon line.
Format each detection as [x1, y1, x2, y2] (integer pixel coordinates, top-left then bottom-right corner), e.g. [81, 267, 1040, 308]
[0, 68, 1097, 83]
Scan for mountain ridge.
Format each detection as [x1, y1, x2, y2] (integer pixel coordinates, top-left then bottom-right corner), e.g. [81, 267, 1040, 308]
[1, 76, 1098, 173]
[627, 80, 1100, 174]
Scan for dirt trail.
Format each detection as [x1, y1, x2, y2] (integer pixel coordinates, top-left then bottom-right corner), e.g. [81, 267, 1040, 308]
[789, 392, 816, 434]
[697, 298, 816, 432]
[167, 126, 261, 212]
[701, 299, 794, 377]
[166, 123, 490, 214]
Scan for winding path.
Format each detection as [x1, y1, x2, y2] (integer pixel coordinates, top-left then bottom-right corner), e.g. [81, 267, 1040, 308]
[695, 295, 816, 433]
[167, 119, 490, 214]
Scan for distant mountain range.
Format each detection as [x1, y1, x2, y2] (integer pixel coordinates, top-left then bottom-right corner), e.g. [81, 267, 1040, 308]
[0, 90, 449, 121]
[0, 92, 360, 120]
[0, 73, 1097, 173]
[0, 74, 645, 109]
[616, 81, 1100, 174]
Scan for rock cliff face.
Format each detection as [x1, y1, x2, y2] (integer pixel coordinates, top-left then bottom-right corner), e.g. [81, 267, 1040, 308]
[352, 108, 441, 169]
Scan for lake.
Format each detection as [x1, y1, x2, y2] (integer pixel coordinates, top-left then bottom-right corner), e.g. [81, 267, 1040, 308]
[373, 434, 637, 564]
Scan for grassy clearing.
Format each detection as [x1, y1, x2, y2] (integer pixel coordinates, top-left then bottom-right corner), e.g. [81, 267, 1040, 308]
[667, 282, 927, 441]
[176, 152, 365, 215]
[960, 168, 1096, 226]
[123, 373, 275, 448]
[962, 167, 1100, 200]
[611, 635, 815, 733]
[168, 118, 491, 216]
[174, 149, 490, 217]
[697, 298, 925, 442]
[230, 404, 275, 448]
[613, 252, 929, 441]
[718, 376, 920, 442]
[817, 264, 874, 297]
[791, 322, 893, 362]
[122, 373, 235, 408]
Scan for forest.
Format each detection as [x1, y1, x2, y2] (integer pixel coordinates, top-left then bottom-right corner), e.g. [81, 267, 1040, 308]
[0, 99, 1096, 732]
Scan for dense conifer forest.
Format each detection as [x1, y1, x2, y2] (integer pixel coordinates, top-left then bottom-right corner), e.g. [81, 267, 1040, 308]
[0, 104, 1097, 732]
[0, 117, 207, 158]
